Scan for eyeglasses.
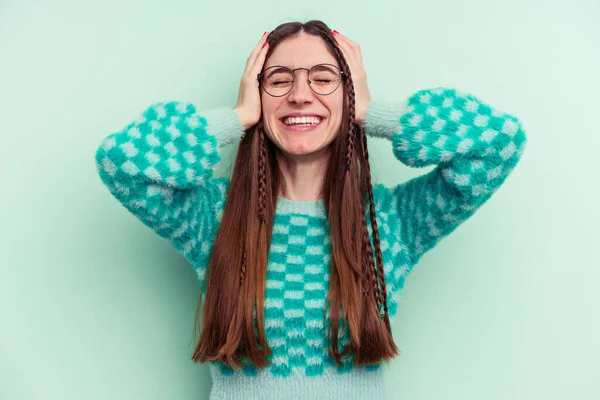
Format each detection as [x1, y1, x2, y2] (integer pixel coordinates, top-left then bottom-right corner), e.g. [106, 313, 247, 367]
[257, 63, 345, 97]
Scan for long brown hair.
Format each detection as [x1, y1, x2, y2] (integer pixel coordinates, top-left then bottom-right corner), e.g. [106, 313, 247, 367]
[192, 20, 398, 370]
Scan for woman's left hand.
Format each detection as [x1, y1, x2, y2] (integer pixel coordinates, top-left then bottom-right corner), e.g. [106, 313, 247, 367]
[332, 30, 371, 126]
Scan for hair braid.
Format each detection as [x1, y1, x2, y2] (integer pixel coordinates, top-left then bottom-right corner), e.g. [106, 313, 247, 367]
[258, 122, 267, 225]
[345, 90, 356, 172]
[240, 249, 247, 287]
[360, 130, 391, 324]
[360, 211, 383, 310]
[322, 34, 356, 172]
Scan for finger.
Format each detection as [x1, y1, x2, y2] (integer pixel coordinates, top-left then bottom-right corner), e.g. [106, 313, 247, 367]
[250, 40, 270, 78]
[333, 35, 358, 67]
[333, 31, 354, 47]
[246, 32, 269, 68]
[333, 31, 361, 58]
[332, 32, 352, 56]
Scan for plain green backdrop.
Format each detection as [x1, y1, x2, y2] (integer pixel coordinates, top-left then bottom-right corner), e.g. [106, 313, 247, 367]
[1, 0, 598, 399]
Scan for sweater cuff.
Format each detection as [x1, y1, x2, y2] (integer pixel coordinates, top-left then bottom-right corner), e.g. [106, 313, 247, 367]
[201, 107, 245, 147]
[363, 99, 411, 140]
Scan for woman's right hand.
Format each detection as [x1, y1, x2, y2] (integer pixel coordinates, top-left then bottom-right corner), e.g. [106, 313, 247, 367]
[233, 32, 270, 131]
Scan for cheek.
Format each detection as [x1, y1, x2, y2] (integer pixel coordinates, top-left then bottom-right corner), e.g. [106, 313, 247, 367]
[332, 93, 344, 118]
[261, 98, 279, 124]
[331, 101, 344, 131]
[261, 101, 276, 136]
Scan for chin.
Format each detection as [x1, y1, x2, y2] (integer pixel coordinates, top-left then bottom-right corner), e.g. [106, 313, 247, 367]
[280, 141, 329, 157]
[282, 144, 316, 155]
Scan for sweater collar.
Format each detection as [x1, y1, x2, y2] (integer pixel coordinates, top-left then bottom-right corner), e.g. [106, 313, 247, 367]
[275, 196, 327, 217]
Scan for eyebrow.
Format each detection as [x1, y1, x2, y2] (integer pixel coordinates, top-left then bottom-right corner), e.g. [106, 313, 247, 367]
[263, 64, 339, 79]
[264, 66, 290, 79]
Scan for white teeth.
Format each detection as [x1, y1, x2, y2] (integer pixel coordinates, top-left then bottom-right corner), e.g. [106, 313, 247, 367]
[283, 116, 322, 126]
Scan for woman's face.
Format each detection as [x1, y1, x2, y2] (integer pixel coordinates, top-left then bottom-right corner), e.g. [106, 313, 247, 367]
[261, 33, 344, 159]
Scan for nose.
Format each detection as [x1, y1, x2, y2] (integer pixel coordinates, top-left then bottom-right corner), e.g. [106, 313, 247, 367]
[287, 70, 314, 105]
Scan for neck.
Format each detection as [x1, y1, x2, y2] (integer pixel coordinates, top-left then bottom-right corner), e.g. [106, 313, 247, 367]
[276, 148, 330, 201]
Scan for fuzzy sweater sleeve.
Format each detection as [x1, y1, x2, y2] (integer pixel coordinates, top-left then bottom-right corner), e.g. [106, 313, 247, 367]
[94, 102, 244, 277]
[364, 87, 528, 267]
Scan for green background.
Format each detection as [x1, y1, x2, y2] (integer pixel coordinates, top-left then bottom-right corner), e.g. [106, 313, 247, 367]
[1, 0, 598, 399]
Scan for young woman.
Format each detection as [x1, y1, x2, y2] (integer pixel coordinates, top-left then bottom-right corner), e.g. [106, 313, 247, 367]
[95, 20, 527, 400]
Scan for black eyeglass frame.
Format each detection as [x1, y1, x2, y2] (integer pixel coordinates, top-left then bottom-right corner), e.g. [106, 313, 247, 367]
[257, 63, 345, 97]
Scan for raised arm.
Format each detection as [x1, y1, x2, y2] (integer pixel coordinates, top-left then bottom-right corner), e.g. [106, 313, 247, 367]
[365, 87, 528, 267]
[94, 102, 244, 279]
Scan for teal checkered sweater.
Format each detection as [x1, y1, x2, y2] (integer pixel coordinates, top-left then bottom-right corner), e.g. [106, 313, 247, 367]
[95, 87, 527, 400]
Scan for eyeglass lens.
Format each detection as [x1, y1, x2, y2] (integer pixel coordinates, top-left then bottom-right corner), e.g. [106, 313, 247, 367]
[261, 64, 342, 96]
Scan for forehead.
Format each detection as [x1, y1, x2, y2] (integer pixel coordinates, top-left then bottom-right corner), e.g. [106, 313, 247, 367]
[265, 33, 338, 69]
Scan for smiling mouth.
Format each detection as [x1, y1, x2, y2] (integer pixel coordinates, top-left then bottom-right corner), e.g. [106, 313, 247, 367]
[279, 117, 325, 132]
[281, 116, 324, 126]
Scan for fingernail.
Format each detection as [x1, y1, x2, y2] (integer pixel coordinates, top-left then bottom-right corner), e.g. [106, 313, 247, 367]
[263, 31, 267, 36]
[333, 30, 339, 35]
[262, 42, 268, 48]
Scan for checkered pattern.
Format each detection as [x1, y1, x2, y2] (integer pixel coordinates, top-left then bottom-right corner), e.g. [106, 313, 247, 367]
[95, 102, 235, 273]
[216, 211, 384, 378]
[365, 87, 527, 265]
[95, 87, 527, 395]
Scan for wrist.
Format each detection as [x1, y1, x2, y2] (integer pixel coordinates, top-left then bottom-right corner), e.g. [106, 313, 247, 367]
[363, 99, 410, 140]
[233, 108, 256, 131]
[201, 107, 246, 146]
[233, 108, 247, 130]
[356, 107, 368, 126]
[356, 97, 372, 125]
